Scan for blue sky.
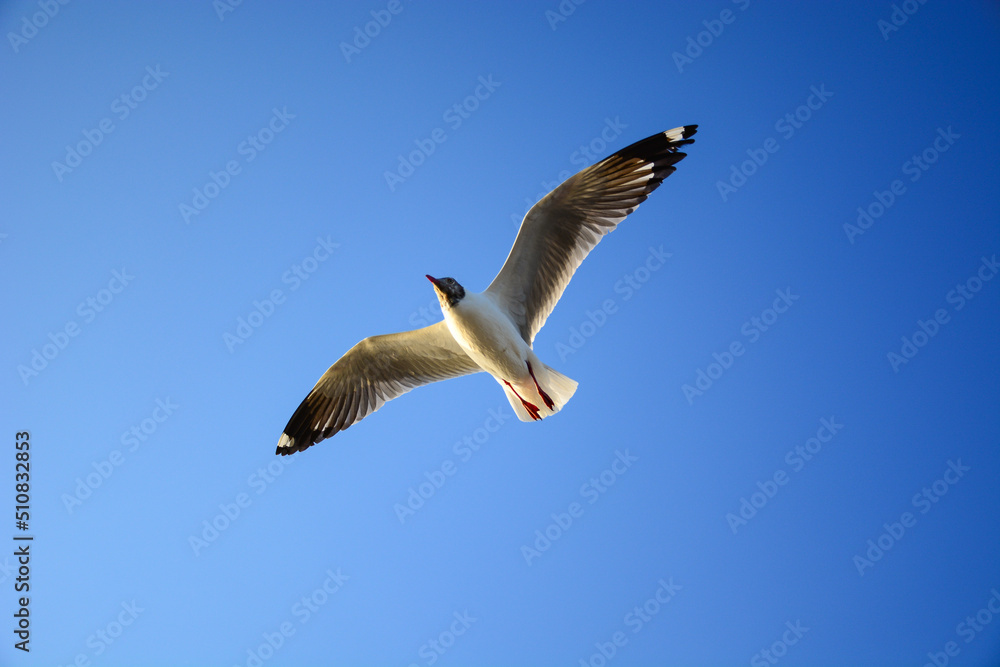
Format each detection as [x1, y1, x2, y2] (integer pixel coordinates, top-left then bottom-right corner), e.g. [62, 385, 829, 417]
[2, 1, 999, 665]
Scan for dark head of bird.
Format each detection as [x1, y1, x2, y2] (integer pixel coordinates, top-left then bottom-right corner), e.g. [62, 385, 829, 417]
[426, 275, 465, 309]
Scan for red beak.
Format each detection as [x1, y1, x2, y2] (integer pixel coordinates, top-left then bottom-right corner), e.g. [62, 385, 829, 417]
[426, 274, 439, 285]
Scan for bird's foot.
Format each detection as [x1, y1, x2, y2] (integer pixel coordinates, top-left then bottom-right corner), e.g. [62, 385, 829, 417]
[526, 361, 555, 410]
[504, 379, 542, 421]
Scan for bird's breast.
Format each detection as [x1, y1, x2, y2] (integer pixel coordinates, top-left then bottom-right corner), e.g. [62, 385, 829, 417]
[445, 295, 528, 379]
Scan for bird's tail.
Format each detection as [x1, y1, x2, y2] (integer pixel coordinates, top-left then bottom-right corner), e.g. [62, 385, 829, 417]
[542, 364, 578, 411]
[503, 363, 578, 422]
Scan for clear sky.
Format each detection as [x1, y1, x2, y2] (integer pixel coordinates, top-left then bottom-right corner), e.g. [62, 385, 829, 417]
[2, 1, 999, 665]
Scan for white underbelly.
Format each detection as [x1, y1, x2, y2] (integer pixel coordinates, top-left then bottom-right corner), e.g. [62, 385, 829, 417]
[446, 297, 528, 380]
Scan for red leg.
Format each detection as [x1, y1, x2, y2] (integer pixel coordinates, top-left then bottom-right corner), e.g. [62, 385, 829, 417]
[504, 379, 541, 420]
[526, 361, 555, 410]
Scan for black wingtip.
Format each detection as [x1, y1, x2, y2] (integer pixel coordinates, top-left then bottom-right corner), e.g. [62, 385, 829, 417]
[666, 124, 698, 143]
[275, 433, 299, 456]
[275, 425, 325, 455]
[274, 390, 332, 456]
[607, 126, 697, 170]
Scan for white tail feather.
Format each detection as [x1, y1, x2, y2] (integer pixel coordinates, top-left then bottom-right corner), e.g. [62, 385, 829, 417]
[501, 364, 578, 422]
[542, 363, 578, 409]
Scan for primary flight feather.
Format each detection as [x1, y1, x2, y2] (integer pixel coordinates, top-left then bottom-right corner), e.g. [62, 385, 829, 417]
[276, 125, 697, 455]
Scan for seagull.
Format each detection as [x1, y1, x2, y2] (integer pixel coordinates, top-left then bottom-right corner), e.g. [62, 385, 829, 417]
[276, 125, 697, 455]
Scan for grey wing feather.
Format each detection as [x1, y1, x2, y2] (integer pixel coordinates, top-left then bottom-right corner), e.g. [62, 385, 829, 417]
[276, 320, 482, 455]
[486, 125, 697, 344]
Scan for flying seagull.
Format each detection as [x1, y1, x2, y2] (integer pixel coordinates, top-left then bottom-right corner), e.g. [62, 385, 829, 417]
[276, 125, 697, 455]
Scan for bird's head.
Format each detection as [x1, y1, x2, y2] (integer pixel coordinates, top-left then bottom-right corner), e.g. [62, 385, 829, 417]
[426, 275, 465, 309]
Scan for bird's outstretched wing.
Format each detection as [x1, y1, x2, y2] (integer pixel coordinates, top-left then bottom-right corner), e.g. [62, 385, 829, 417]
[485, 125, 697, 344]
[276, 320, 482, 455]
